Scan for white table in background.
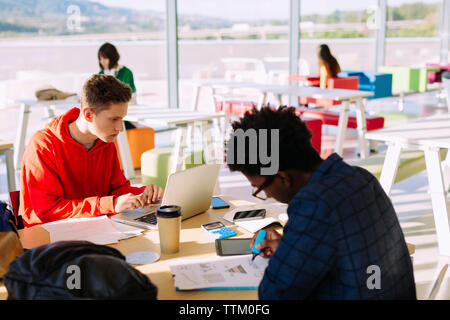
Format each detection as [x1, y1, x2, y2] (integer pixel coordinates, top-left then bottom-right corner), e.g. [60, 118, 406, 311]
[192, 80, 374, 159]
[123, 106, 226, 177]
[366, 113, 450, 256]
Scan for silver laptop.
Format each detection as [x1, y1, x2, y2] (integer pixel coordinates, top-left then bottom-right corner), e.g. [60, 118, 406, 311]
[111, 164, 221, 229]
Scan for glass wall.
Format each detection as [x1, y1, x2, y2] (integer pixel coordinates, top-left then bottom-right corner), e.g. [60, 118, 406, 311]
[385, 0, 442, 66]
[0, 1, 168, 107]
[177, 0, 290, 111]
[299, 0, 378, 72]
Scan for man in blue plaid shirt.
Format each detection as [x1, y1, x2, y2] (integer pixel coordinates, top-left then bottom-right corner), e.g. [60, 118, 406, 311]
[225, 106, 416, 300]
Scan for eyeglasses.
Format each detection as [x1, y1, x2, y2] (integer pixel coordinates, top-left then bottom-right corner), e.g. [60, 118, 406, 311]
[252, 175, 276, 200]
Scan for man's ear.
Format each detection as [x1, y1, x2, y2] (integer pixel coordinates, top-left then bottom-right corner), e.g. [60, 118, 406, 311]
[82, 107, 94, 122]
[276, 171, 292, 187]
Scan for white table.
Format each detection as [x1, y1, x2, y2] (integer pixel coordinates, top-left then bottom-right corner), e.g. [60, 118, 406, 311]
[192, 80, 374, 158]
[123, 106, 226, 178]
[366, 113, 450, 256]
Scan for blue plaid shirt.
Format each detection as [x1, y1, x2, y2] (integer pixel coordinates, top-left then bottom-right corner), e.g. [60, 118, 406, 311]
[258, 153, 416, 300]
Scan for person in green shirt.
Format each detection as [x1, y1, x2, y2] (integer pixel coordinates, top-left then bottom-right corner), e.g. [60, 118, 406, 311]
[98, 42, 136, 104]
[98, 42, 137, 129]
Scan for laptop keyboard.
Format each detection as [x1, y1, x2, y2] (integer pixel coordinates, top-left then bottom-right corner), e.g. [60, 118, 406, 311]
[135, 212, 157, 225]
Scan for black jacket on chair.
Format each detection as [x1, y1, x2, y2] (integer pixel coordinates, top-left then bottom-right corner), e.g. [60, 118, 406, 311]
[3, 241, 158, 300]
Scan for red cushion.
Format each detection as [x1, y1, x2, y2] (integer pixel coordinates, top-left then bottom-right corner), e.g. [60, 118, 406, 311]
[222, 100, 257, 115]
[288, 75, 320, 86]
[301, 117, 322, 152]
[299, 108, 384, 131]
[328, 77, 359, 90]
[299, 76, 359, 107]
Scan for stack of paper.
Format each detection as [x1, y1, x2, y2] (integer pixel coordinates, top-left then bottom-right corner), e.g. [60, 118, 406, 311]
[42, 216, 144, 245]
[223, 203, 288, 233]
[168, 255, 269, 291]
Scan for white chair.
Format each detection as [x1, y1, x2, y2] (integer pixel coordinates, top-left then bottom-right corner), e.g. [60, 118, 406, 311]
[212, 58, 267, 112]
[427, 264, 448, 300]
[221, 58, 267, 83]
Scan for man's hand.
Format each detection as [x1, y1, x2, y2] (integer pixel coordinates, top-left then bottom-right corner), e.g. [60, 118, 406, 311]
[250, 229, 282, 258]
[113, 193, 145, 213]
[141, 184, 164, 206]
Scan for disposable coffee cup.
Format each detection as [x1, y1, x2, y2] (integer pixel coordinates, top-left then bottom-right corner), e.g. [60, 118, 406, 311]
[156, 205, 182, 254]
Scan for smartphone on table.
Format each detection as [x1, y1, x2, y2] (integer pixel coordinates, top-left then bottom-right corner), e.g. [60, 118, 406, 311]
[233, 209, 266, 222]
[211, 197, 230, 209]
[215, 238, 252, 256]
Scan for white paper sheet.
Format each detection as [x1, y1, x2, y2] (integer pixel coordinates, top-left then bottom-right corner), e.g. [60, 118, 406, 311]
[42, 215, 144, 245]
[168, 255, 269, 290]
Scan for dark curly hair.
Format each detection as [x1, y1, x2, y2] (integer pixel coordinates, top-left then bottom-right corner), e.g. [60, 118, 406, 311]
[225, 106, 322, 176]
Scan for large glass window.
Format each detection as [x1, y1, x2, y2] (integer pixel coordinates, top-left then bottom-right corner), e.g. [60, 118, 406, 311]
[177, 0, 290, 111]
[0, 0, 168, 108]
[385, 0, 442, 66]
[299, 0, 378, 73]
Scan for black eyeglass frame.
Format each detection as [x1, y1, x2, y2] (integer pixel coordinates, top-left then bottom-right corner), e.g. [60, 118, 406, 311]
[252, 175, 276, 200]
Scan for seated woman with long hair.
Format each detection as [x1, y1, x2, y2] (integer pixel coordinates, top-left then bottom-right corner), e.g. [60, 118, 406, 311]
[317, 44, 341, 89]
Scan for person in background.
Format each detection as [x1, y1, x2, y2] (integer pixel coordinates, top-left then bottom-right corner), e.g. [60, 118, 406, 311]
[317, 44, 341, 89]
[98, 42, 137, 105]
[225, 106, 416, 300]
[19, 75, 163, 227]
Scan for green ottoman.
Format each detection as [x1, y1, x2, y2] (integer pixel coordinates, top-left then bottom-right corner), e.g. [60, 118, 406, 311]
[378, 66, 420, 93]
[352, 149, 447, 184]
[140, 146, 206, 189]
[373, 111, 420, 128]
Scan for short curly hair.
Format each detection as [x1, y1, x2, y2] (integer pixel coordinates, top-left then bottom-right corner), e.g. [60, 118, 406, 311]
[225, 106, 322, 176]
[81, 74, 132, 114]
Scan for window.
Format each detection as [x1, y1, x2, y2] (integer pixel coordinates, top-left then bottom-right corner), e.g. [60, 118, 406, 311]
[177, 0, 290, 111]
[0, 0, 168, 107]
[299, 0, 378, 72]
[385, 0, 443, 66]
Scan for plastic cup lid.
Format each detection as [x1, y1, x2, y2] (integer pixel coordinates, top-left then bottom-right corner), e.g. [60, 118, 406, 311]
[156, 205, 182, 218]
[125, 251, 160, 265]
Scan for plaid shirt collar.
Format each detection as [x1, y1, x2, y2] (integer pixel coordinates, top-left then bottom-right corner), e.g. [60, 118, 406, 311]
[307, 152, 343, 186]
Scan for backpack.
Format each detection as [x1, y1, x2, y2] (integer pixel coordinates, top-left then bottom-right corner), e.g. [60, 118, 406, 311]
[3, 240, 158, 300]
[0, 201, 17, 233]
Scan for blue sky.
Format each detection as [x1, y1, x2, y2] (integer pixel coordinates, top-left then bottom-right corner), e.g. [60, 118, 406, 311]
[93, 0, 441, 20]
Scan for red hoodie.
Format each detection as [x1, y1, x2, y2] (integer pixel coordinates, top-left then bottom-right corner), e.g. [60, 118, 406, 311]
[19, 107, 145, 227]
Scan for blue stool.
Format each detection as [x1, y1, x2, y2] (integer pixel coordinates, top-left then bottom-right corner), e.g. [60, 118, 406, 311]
[339, 71, 392, 99]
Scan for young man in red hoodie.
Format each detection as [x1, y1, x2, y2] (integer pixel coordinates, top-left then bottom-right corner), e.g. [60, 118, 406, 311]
[19, 74, 163, 227]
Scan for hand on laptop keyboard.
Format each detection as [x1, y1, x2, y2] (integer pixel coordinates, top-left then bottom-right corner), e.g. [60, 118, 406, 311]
[114, 193, 146, 213]
[141, 184, 165, 206]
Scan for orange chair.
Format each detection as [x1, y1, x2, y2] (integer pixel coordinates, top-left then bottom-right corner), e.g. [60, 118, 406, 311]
[115, 127, 155, 170]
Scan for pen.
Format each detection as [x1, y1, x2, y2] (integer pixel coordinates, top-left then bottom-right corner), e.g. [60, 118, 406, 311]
[251, 230, 267, 262]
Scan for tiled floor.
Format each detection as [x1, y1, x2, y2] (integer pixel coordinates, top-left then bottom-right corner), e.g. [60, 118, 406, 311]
[1, 89, 449, 299]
